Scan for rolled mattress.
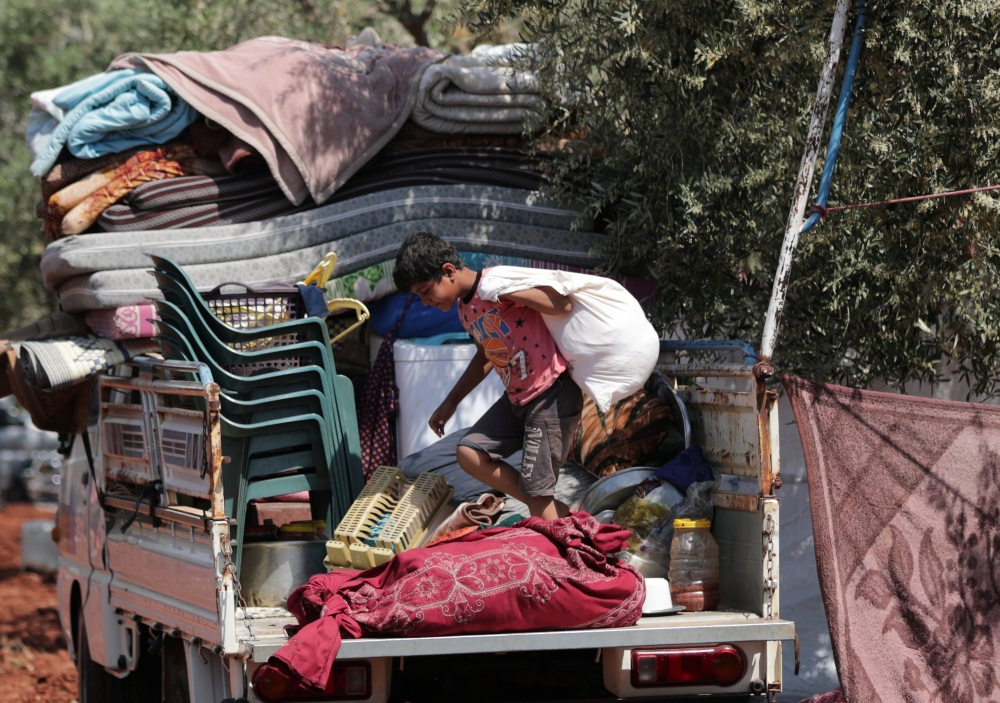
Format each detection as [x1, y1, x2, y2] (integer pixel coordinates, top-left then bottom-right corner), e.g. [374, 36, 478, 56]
[42, 185, 593, 289]
[57, 218, 605, 311]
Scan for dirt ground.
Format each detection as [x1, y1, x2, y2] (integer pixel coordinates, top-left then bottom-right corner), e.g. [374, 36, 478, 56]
[0, 503, 77, 703]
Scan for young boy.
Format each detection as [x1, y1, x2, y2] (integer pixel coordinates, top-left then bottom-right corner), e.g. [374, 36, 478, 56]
[393, 232, 583, 520]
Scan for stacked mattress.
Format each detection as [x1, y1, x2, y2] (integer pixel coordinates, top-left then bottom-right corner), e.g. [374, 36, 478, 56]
[44, 184, 602, 312]
[30, 39, 601, 317]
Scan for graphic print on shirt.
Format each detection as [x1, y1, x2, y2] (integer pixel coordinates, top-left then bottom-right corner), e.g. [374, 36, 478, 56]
[467, 307, 529, 388]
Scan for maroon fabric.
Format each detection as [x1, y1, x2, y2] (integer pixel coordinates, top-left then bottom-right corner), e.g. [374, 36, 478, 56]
[269, 514, 643, 690]
[357, 295, 413, 479]
[783, 376, 1000, 703]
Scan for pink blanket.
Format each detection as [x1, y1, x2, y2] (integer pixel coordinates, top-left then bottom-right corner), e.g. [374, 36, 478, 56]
[113, 38, 442, 205]
[267, 514, 642, 692]
[783, 377, 1000, 703]
[85, 305, 159, 339]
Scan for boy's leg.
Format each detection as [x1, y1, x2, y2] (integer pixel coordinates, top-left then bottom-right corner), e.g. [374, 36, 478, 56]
[517, 374, 583, 519]
[456, 445, 569, 517]
[457, 394, 533, 502]
[455, 445, 532, 501]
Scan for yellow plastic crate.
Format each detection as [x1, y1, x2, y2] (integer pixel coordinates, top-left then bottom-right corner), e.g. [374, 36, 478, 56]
[325, 466, 453, 570]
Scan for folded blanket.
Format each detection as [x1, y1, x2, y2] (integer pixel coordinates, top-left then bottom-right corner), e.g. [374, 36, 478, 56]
[784, 376, 1000, 703]
[84, 305, 159, 340]
[124, 169, 282, 210]
[39, 148, 146, 202]
[112, 38, 442, 205]
[423, 493, 505, 545]
[59, 146, 203, 237]
[19, 336, 158, 390]
[0, 344, 95, 435]
[412, 44, 544, 135]
[41, 145, 217, 240]
[30, 69, 198, 177]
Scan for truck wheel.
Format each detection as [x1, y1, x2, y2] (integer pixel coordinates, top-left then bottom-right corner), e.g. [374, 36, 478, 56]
[76, 617, 115, 703]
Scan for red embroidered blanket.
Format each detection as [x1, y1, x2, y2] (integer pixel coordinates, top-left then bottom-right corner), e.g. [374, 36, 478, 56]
[268, 514, 644, 691]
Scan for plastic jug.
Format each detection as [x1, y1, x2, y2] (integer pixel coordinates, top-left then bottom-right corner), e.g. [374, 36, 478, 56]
[668, 518, 720, 611]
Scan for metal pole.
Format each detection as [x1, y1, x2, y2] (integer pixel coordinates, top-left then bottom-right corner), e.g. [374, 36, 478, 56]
[758, 0, 853, 366]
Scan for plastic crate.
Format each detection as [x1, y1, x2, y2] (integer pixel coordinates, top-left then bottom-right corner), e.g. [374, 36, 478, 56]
[326, 466, 453, 570]
[202, 282, 306, 375]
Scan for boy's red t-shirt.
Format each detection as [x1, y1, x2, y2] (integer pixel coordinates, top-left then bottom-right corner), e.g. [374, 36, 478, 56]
[458, 268, 568, 406]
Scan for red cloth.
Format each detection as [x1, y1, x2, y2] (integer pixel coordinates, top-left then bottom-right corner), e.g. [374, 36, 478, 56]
[269, 514, 643, 691]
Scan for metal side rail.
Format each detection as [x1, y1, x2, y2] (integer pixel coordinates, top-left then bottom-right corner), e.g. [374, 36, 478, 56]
[238, 607, 794, 663]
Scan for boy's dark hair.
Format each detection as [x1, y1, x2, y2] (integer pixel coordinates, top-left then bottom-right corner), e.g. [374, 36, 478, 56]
[392, 231, 465, 291]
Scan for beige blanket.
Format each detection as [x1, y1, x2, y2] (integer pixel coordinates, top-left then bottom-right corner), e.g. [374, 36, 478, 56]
[113, 38, 442, 205]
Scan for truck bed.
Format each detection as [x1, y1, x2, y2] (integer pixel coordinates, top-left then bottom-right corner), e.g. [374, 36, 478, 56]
[239, 606, 794, 662]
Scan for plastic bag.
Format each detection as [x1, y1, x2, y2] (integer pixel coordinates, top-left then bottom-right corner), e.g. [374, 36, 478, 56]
[613, 478, 684, 552]
[477, 266, 659, 412]
[629, 474, 719, 576]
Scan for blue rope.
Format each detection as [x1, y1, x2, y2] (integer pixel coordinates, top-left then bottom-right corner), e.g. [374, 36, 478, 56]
[801, 0, 868, 234]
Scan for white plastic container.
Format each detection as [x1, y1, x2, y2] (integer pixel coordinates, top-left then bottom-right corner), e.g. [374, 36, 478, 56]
[382, 338, 506, 459]
[21, 519, 58, 574]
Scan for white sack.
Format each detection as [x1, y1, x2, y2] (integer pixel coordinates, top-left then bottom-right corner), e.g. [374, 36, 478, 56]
[478, 266, 659, 412]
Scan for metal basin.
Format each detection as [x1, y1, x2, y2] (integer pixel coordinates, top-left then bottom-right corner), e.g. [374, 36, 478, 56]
[240, 540, 328, 607]
[578, 466, 657, 516]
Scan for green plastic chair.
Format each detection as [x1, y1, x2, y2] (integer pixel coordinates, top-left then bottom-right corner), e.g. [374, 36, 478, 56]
[220, 412, 339, 570]
[148, 256, 332, 345]
[150, 258, 364, 498]
[152, 314, 365, 498]
[155, 329, 356, 515]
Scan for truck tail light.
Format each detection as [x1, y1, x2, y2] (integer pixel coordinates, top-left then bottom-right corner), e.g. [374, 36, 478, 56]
[253, 665, 292, 701]
[253, 660, 371, 701]
[631, 645, 746, 687]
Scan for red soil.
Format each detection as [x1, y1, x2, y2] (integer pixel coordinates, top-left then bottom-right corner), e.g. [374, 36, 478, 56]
[0, 503, 77, 703]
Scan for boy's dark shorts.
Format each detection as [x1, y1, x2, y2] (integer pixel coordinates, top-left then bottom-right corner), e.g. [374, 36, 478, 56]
[458, 373, 584, 498]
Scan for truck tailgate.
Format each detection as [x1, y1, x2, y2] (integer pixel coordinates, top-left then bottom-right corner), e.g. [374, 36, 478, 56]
[240, 607, 794, 662]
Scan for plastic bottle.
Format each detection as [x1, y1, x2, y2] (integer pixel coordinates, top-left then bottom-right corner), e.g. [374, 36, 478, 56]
[668, 518, 720, 611]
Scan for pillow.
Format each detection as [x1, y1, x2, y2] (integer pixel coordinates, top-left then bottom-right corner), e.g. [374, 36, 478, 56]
[368, 292, 465, 339]
[569, 390, 673, 477]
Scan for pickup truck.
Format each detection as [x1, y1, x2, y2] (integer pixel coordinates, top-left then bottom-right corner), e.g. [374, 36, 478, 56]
[54, 341, 794, 703]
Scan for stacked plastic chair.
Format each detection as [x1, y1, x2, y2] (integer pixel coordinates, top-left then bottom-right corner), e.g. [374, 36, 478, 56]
[147, 255, 365, 570]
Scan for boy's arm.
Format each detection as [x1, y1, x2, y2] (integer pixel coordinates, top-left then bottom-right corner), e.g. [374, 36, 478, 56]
[500, 286, 572, 315]
[429, 343, 493, 437]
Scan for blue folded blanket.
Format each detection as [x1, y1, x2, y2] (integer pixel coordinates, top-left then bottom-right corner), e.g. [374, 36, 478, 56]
[30, 69, 198, 177]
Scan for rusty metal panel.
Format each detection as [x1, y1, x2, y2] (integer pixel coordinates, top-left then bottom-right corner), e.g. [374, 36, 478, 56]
[758, 387, 781, 495]
[715, 490, 760, 513]
[100, 362, 223, 510]
[657, 363, 755, 378]
[679, 388, 761, 477]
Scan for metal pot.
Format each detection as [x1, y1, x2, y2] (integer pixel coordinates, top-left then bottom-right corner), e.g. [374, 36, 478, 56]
[577, 466, 657, 516]
[240, 540, 328, 607]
